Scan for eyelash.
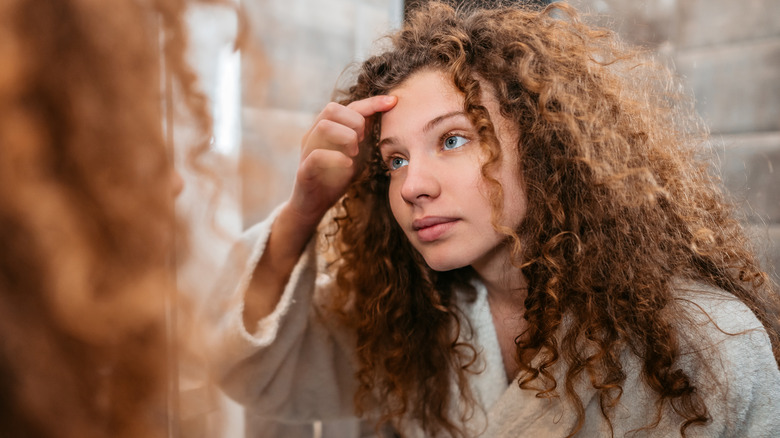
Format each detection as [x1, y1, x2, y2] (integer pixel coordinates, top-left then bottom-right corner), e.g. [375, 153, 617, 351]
[381, 131, 472, 173]
[440, 131, 470, 149]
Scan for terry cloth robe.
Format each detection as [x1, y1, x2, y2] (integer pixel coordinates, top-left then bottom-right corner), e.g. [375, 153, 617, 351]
[206, 208, 780, 437]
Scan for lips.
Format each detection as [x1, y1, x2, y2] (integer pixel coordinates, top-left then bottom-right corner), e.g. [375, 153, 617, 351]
[412, 216, 459, 242]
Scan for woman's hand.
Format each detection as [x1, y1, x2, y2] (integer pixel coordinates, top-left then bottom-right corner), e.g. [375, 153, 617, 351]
[287, 95, 398, 227]
[242, 96, 396, 328]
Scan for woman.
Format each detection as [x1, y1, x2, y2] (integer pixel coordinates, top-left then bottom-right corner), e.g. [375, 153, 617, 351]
[0, 0, 210, 436]
[212, 2, 780, 437]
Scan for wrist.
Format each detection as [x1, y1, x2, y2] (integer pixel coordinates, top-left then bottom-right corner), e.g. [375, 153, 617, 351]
[282, 198, 328, 231]
[275, 202, 324, 250]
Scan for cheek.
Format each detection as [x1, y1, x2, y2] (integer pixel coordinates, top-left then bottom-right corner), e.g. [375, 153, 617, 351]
[387, 180, 405, 224]
[503, 178, 527, 225]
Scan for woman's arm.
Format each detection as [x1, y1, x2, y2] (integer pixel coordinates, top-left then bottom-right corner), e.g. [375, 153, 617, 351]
[241, 95, 397, 330]
[207, 96, 397, 422]
[207, 209, 355, 421]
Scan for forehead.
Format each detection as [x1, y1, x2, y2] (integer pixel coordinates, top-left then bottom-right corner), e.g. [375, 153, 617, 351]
[378, 69, 510, 139]
[379, 69, 465, 137]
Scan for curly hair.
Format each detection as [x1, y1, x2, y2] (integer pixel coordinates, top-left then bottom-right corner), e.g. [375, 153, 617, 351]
[0, 0, 211, 436]
[324, 2, 780, 437]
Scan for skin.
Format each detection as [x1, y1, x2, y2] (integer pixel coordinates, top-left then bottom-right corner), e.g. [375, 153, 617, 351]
[380, 69, 527, 288]
[172, 169, 184, 198]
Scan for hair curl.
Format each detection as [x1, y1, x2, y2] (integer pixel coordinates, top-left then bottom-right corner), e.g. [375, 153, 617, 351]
[0, 0, 212, 436]
[325, 2, 780, 437]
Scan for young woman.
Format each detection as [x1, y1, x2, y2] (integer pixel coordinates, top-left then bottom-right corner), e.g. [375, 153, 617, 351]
[211, 2, 780, 437]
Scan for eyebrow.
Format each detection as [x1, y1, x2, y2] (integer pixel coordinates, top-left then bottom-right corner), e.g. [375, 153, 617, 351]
[378, 110, 468, 150]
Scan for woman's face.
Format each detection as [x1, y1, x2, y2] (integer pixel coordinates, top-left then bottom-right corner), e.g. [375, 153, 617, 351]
[379, 69, 526, 275]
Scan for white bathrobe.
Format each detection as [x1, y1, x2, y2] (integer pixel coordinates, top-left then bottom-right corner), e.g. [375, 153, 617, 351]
[207, 210, 780, 437]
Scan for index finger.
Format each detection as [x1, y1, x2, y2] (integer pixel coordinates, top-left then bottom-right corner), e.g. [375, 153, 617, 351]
[346, 95, 397, 118]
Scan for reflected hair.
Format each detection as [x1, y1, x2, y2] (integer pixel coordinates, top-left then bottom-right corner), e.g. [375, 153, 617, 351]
[0, 0, 211, 436]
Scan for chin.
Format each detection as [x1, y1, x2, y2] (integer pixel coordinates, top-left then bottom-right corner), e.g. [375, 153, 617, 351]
[422, 255, 470, 273]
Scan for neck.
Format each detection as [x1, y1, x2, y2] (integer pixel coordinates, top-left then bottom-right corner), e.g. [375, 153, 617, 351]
[472, 246, 528, 305]
[482, 270, 528, 306]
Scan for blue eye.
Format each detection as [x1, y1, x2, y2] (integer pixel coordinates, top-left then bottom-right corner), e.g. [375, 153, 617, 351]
[443, 135, 469, 150]
[389, 156, 408, 170]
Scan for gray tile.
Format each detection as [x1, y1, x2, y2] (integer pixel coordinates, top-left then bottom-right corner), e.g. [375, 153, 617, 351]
[710, 132, 780, 223]
[748, 224, 780, 285]
[577, 0, 680, 48]
[675, 39, 780, 135]
[240, 108, 314, 225]
[677, 0, 780, 49]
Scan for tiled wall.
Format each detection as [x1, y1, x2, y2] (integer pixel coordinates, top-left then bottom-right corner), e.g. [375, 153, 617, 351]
[571, 0, 780, 282]
[240, 0, 403, 228]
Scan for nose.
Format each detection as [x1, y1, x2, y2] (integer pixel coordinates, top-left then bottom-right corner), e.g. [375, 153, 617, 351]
[399, 158, 441, 204]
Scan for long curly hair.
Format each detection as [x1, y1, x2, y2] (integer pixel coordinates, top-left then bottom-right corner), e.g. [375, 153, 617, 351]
[0, 0, 211, 436]
[325, 2, 780, 437]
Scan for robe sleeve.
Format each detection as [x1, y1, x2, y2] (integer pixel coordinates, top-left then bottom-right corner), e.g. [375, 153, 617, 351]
[205, 207, 360, 424]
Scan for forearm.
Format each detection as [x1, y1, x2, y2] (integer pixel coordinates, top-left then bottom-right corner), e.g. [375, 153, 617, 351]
[242, 202, 321, 331]
[241, 95, 395, 332]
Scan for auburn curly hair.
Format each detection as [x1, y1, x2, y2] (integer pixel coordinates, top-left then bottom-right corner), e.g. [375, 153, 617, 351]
[0, 0, 211, 436]
[324, 2, 780, 437]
